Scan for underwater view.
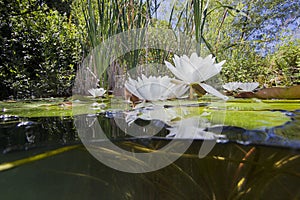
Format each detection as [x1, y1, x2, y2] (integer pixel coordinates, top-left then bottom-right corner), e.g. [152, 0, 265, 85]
[1, 97, 300, 199]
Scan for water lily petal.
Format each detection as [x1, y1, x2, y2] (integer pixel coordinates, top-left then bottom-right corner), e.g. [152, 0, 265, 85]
[179, 57, 202, 83]
[165, 61, 187, 81]
[199, 83, 229, 100]
[197, 60, 223, 81]
[167, 83, 189, 98]
[166, 53, 226, 84]
[88, 88, 106, 97]
[125, 75, 188, 101]
[125, 78, 144, 100]
[189, 52, 203, 65]
[215, 60, 226, 70]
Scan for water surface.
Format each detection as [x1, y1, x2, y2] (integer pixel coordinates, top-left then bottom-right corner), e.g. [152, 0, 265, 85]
[1, 98, 300, 199]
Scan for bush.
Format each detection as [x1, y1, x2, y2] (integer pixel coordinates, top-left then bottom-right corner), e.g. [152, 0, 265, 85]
[0, 0, 81, 99]
[221, 40, 300, 87]
[268, 40, 300, 86]
[221, 45, 269, 85]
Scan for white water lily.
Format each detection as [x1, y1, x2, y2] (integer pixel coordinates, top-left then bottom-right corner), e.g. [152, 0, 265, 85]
[125, 75, 189, 101]
[223, 82, 242, 91]
[165, 53, 228, 100]
[88, 88, 106, 97]
[239, 82, 259, 92]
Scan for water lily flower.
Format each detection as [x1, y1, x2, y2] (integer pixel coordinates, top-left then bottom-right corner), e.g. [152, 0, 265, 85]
[239, 82, 259, 92]
[88, 88, 106, 97]
[125, 75, 189, 101]
[164, 53, 228, 100]
[223, 82, 242, 91]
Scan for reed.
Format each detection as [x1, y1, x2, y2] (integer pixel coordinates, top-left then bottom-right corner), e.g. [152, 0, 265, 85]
[79, 0, 249, 89]
[80, 0, 154, 89]
[168, 0, 249, 60]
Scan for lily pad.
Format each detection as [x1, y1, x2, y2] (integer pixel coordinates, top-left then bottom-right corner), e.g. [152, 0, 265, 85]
[212, 110, 289, 129]
[1, 97, 299, 131]
[0, 98, 107, 118]
[235, 85, 300, 99]
[187, 98, 299, 129]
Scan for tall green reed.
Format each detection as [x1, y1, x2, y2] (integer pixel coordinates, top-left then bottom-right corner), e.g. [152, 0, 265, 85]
[169, 0, 248, 60]
[80, 0, 154, 88]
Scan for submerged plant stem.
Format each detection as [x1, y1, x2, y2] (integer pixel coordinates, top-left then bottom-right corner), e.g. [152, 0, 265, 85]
[0, 145, 82, 172]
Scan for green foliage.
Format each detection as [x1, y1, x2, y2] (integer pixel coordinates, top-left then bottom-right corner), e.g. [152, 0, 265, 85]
[169, 0, 299, 86]
[222, 39, 300, 86]
[221, 47, 269, 84]
[269, 40, 300, 86]
[0, 0, 81, 99]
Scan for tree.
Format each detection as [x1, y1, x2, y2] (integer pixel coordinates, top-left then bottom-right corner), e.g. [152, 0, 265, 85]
[0, 0, 82, 99]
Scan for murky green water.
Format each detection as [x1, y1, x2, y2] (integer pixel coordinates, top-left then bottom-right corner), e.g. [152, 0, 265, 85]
[0, 98, 300, 199]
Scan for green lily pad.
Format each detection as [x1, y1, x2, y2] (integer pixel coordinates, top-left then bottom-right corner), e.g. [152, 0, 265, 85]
[1, 97, 299, 130]
[235, 85, 300, 99]
[211, 98, 300, 111]
[0, 98, 106, 118]
[184, 98, 299, 129]
[211, 110, 289, 129]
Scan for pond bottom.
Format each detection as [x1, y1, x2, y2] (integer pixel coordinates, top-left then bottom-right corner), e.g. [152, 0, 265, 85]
[0, 140, 299, 200]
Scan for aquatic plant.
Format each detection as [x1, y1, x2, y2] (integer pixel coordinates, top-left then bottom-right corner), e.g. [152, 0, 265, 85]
[222, 82, 242, 92]
[124, 75, 189, 101]
[124, 105, 179, 126]
[223, 82, 259, 92]
[165, 53, 228, 100]
[88, 88, 106, 97]
[235, 85, 300, 99]
[239, 82, 259, 92]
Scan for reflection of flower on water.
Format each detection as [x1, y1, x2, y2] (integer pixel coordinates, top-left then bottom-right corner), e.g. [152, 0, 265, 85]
[125, 75, 188, 101]
[88, 88, 106, 97]
[166, 117, 226, 140]
[90, 102, 106, 110]
[124, 105, 183, 126]
[123, 105, 225, 140]
[165, 53, 228, 100]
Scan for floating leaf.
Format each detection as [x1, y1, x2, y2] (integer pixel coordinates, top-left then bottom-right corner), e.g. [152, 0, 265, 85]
[236, 85, 300, 99]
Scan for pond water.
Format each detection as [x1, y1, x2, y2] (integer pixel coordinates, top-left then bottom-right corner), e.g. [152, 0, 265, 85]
[0, 98, 300, 199]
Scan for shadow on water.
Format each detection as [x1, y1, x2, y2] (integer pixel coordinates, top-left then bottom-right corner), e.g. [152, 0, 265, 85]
[0, 110, 300, 199]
